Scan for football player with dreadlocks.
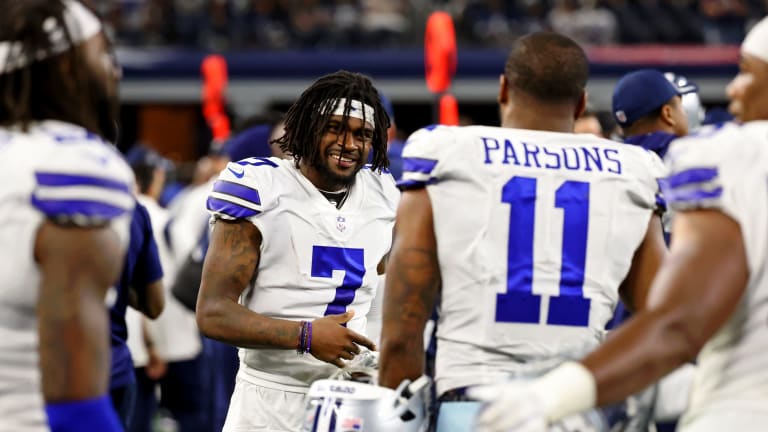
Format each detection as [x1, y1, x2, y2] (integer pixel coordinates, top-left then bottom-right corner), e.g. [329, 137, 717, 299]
[0, 1, 134, 431]
[196, 70, 399, 431]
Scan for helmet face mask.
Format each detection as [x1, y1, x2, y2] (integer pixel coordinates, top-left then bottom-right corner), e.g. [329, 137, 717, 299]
[301, 376, 431, 432]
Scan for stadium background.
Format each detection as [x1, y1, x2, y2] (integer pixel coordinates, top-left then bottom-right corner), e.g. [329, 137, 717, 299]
[96, 0, 759, 165]
[79, 1, 760, 431]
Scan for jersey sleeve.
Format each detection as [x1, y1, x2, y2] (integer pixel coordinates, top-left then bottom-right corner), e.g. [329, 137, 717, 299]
[206, 157, 278, 221]
[660, 122, 763, 272]
[397, 125, 456, 190]
[30, 141, 135, 226]
[659, 124, 741, 216]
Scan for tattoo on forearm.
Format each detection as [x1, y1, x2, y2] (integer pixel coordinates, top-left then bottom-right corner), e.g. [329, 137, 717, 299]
[203, 221, 300, 349]
[391, 246, 440, 324]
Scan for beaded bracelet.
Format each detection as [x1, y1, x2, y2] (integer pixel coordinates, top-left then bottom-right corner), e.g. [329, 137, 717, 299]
[305, 321, 312, 354]
[297, 321, 308, 355]
[297, 321, 313, 355]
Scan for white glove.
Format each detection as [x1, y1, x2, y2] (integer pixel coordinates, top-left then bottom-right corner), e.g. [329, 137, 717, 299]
[470, 383, 548, 432]
[469, 362, 597, 432]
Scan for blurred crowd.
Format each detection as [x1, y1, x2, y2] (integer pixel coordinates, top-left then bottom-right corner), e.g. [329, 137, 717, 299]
[89, 0, 768, 50]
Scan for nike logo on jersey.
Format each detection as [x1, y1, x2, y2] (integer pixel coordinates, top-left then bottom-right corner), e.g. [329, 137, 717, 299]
[228, 165, 245, 178]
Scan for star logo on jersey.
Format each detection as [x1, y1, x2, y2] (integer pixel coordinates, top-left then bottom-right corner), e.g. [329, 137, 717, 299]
[336, 216, 347, 232]
[227, 165, 245, 178]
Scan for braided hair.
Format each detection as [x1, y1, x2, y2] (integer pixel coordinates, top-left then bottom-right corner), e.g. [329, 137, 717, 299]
[0, 0, 116, 141]
[274, 70, 391, 172]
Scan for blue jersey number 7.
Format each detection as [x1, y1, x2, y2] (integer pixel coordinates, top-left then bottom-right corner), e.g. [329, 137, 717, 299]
[311, 246, 365, 316]
[495, 176, 591, 327]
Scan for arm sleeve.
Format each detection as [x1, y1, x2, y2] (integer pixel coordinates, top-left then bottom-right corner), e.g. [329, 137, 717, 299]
[206, 158, 278, 221]
[661, 123, 764, 272]
[397, 125, 455, 190]
[31, 145, 135, 226]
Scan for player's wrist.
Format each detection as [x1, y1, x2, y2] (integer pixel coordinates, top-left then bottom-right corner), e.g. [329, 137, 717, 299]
[297, 320, 312, 355]
[529, 361, 596, 423]
[45, 394, 122, 432]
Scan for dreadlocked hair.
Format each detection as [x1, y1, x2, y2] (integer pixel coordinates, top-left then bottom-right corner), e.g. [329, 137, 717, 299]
[274, 70, 391, 172]
[0, 0, 101, 134]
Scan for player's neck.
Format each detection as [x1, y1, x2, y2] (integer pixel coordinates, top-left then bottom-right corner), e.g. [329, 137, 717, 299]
[299, 162, 352, 193]
[502, 103, 576, 133]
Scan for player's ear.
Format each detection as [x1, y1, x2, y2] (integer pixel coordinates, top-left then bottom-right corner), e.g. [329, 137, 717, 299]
[574, 90, 587, 120]
[498, 74, 509, 105]
[660, 102, 675, 126]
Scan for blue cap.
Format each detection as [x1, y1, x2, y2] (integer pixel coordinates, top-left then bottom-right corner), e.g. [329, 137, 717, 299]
[612, 69, 682, 127]
[124, 145, 172, 170]
[219, 124, 272, 161]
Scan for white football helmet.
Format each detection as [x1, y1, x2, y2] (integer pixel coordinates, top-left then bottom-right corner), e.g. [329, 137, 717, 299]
[664, 72, 705, 132]
[301, 374, 431, 432]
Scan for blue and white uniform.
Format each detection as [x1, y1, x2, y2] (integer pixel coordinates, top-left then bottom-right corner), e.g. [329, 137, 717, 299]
[206, 156, 398, 431]
[0, 120, 134, 431]
[661, 122, 768, 431]
[400, 125, 665, 398]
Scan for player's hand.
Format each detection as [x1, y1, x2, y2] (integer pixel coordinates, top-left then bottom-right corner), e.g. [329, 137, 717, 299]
[310, 310, 376, 368]
[145, 347, 167, 380]
[469, 383, 548, 432]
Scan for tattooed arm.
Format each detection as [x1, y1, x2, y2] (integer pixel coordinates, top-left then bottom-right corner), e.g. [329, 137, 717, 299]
[36, 222, 124, 402]
[379, 189, 441, 388]
[196, 219, 300, 349]
[196, 219, 374, 365]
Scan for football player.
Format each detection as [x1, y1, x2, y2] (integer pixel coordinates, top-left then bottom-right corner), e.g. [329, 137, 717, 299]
[0, 1, 134, 431]
[379, 32, 667, 431]
[196, 70, 399, 431]
[475, 17, 768, 432]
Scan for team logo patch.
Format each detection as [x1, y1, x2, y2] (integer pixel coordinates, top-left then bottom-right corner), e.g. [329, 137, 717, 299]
[615, 110, 627, 124]
[341, 417, 363, 431]
[336, 216, 347, 232]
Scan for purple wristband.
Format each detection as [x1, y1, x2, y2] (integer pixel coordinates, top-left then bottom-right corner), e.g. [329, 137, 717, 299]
[305, 321, 312, 354]
[297, 321, 308, 355]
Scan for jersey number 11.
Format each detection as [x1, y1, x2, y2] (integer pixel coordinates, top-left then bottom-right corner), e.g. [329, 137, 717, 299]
[496, 176, 592, 327]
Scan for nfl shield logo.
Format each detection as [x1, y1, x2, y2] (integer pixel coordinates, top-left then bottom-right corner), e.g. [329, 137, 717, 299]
[336, 216, 347, 232]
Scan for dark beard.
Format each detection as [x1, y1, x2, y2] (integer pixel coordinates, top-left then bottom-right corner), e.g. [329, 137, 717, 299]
[312, 151, 362, 190]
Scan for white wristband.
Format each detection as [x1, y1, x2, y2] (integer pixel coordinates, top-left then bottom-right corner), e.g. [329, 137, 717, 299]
[529, 361, 597, 422]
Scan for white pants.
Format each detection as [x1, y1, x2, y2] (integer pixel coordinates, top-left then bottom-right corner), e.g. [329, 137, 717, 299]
[679, 411, 768, 432]
[222, 373, 309, 432]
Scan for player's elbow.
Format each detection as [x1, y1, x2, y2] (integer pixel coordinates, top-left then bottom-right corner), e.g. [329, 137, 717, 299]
[654, 305, 709, 364]
[195, 302, 214, 337]
[143, 280, 165, 319]
[195, 292, 225, 339]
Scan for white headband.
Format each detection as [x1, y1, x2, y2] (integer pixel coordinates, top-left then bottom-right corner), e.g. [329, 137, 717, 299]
[324, 98, 376, 127]
[743, 16, 768, 64]
[0, 0, 102, 74]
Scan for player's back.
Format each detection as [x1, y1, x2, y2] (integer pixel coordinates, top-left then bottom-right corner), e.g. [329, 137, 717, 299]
[400, 125, 663, 395]
[661, 121, 768, 429]
[0, 121, 134, 430]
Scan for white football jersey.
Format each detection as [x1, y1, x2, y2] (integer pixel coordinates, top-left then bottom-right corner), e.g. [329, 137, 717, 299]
[0, 121, 134, 430]
[400, 125, 665, 396]
[661, 121, 768, 430]
[207, 157, 399, 388]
